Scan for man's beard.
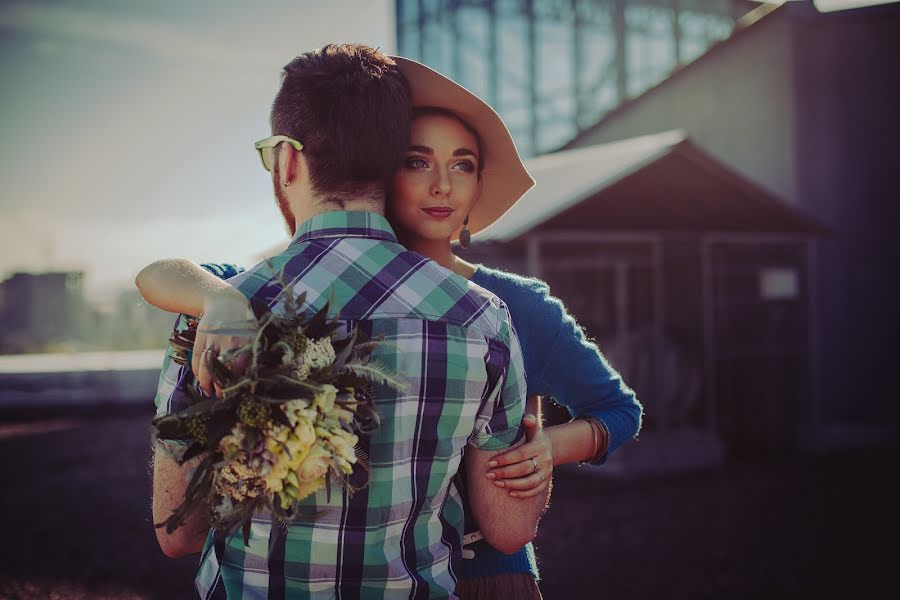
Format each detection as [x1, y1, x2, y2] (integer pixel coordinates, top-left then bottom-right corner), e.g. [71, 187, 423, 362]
[273, 164, 296, 236]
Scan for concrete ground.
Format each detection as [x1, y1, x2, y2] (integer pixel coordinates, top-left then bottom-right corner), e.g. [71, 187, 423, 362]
[0, 410, 894, 599]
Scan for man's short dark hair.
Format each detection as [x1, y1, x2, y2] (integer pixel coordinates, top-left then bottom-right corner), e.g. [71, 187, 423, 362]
[271, 44, 412, 204]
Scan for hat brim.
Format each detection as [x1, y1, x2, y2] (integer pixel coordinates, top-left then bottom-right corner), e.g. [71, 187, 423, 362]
[392, 56, 535, 242]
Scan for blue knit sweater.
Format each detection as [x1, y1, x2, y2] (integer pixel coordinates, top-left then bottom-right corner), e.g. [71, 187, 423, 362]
[461, 265, 643, 580]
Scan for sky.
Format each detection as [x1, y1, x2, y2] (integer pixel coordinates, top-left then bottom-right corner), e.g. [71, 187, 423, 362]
[0, 0, 393, 303]
[0, 0, 890, 304]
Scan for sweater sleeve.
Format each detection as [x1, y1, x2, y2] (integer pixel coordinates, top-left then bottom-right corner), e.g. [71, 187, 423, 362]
[538, 294, 643, 465]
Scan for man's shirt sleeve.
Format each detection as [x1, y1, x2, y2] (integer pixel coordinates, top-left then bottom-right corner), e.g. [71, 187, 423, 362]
[468, 304, 527, 451]
[152, 315, 197, 424]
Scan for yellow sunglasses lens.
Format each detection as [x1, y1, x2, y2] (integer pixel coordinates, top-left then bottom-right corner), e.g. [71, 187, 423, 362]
[260, 147, 275, 171]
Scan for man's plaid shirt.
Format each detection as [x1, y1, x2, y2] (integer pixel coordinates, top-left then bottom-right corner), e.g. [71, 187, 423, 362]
[154, 211, 526, 599]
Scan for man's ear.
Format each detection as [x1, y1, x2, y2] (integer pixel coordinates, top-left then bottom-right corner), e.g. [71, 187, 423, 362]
[276, 142, 301, 187]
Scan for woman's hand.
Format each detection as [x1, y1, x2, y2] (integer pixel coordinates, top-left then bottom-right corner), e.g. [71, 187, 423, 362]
[485, 413, 553, 499]
[191, 286, 256, 397]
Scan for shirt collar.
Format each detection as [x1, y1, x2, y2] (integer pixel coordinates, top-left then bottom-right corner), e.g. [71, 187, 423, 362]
[289, 211, 399, 246]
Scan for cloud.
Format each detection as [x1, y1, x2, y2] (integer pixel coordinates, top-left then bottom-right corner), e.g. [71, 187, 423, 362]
[0, 0, 393, 294]
[0, 2, 276, 69]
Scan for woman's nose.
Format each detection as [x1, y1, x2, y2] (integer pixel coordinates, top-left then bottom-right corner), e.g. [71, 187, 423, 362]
[431, 168, 452, 197]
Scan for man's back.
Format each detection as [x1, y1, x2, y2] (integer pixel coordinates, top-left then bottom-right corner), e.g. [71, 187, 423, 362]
[174, 212, 525, 598]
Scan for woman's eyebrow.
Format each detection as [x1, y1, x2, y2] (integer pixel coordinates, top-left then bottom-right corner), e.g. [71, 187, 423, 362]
[407, 145, 477, 158]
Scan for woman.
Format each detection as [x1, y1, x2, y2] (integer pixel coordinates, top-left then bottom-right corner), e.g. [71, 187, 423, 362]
[136, 57, 642, 599]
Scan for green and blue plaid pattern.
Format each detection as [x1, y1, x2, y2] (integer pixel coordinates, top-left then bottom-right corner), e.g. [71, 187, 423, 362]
[154, 211, 526, 599]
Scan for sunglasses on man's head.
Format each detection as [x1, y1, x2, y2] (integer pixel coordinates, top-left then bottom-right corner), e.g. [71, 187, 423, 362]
[254, 135, 304, 172]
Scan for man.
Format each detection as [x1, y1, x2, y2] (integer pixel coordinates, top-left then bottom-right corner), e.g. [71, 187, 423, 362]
[150, 44, 547, 598]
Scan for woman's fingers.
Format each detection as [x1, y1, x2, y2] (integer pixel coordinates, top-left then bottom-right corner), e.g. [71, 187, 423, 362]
[488, 439, 539, 468]
[522, 413, 538, 433]
[509, 479, 549, 499]
[484, 411, 552, 498]
[498, 472, 543, 490]
[486, 457, 540, 481]
[191, 331, 208, 385]
[191, 329, 253, 397]
[494, 471, 548, 494]
[232, 347, 252, 376]
[487, 414, 540, 469]
[196, 344, 219, 397]
[212, 336, 250, 396]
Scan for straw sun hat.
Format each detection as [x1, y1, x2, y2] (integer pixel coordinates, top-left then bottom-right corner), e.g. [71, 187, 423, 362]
[391, 56, 535, 243]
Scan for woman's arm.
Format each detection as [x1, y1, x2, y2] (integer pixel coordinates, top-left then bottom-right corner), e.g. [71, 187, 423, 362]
[487, 292, 641, 493]
[546, 419, 602, 465]
[135, 258, 233, 316]
[533, 294, 642, 462]
[135, 259, 255, 395]
[485, 402, 603, 496]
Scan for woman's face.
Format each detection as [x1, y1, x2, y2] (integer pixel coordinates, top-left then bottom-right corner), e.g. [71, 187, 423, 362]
[389, 114, 481, 244]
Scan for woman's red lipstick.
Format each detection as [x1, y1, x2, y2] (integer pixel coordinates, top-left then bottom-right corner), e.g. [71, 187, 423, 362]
[422, 207, 453, 219]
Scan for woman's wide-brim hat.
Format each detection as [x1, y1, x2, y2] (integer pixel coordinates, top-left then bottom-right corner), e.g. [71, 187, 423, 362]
[392, 56, 535, 242]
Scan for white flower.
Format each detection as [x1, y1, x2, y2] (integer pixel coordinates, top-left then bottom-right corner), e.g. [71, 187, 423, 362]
[303, 337, 336, 372]
[295, 362, 311, 381]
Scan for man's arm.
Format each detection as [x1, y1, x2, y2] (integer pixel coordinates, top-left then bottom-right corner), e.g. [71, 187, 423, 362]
[150, 326, 213, 558]
[152, 443, 210, 558]
[465, 311, 550, 554]
[464, 441, 548, 554]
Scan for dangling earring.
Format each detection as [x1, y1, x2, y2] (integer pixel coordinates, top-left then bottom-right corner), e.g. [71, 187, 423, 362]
[459, 215, 471, 249]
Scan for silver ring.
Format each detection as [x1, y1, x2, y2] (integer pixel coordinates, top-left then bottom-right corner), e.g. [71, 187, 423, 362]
[202, 347, 215, 354]
[538, 473, 545, 483]
[530, 457, 538, 473]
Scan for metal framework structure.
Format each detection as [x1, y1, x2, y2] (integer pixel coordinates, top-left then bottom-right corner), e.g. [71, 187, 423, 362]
[508, 229, 817, 443]
[396, 0, 755, 156]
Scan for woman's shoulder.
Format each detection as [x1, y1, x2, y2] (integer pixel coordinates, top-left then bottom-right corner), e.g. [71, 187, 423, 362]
[471, 265, 561, 316]
[472, 265, 550, 298]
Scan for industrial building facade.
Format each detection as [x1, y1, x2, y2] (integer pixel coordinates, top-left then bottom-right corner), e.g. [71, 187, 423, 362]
[396, 0, 752, 155]
[397, 1, 900, 464]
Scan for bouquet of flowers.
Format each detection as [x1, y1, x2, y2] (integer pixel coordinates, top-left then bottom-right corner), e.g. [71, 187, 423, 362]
[152, 280, 404, 544]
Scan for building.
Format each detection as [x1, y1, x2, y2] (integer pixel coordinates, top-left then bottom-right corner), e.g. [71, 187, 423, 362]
[558, 0, 900, 448]
[0, 272, 91, 353]
[463, 130, 825, 467]
[396, 0, 756, 155]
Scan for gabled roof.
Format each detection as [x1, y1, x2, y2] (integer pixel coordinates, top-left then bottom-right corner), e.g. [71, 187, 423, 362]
[474, 130, 826, 243]
[476, 131, 686, 241]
